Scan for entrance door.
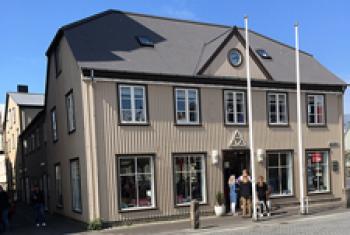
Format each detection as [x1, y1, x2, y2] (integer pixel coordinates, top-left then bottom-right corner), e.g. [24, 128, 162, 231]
[223, 150, 250, 212]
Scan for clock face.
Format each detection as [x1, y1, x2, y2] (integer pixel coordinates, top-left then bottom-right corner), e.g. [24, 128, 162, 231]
[228, 49, 242, 67]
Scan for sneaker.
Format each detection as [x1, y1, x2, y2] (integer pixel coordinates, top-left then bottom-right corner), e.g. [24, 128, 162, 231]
[267, 213, 271, 217]
[42, 222, 47, 227]
[36, 224, 40, 227]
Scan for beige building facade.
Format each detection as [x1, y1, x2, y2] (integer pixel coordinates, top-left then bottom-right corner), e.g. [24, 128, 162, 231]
[26, 10, 347, 224]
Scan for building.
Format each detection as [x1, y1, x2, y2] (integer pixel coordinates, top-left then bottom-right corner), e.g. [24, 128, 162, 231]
[3, 85, 44, 197]
[30, 10, 346, 223]
[0, 104, 6, 189]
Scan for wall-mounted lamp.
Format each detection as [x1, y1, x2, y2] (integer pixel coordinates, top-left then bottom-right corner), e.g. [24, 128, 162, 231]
[256, 149, 265, 163]
[211, 150, 219, 165]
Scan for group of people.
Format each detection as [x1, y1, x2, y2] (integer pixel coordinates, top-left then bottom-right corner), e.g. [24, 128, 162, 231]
[228, 169, 271, 218]
[0, 184, 46, 232]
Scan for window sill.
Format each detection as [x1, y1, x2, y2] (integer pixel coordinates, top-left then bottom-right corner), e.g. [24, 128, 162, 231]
[268, 123, 289, 128]
[174, 202, 207, 208]
[118, 122, 150, 127]
[270, 194, 294, 199]
[174, 123, 202, 127]
[307, 190, 331, 196]
[119, 206, 157, 213]
[72, 209, 82, 214]
[307, 124, 327, 128]
[224, 123, 248, 127]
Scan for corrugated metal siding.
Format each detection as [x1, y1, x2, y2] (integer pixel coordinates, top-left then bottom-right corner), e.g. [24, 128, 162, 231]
[93, 82, 343, 222]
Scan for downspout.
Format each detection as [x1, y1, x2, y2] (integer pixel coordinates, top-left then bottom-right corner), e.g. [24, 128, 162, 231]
[84, 69, 100, 220]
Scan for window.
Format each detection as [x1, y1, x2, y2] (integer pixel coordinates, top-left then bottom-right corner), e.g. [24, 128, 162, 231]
[66, 91, 76, 133]
[118, 155, 155, 210]
[307, 150, 330, 193]
[267, 152, 293, 196]
[224, 90, 246, 125]
[174, 154, 206, 205]
[51, 108, 58, 142]
[267, 93, 288, 125]
[307, 94, 325, 126]
[70, 159, 82, 212]
[175, 88, 200, 125]
[55, 164, 63, 207]
[54, 42, 62, 76]
[118, 85, 147, 124]
[256, 49, 272, 59]
[136, 36, 155, 47]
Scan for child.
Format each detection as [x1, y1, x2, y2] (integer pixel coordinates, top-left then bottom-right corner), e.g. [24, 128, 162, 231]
[228, 175, 238, 216]
[256, 176, 270, 217]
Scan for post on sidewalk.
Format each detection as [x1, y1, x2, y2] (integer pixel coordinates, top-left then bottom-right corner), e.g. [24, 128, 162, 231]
[190, 199, 200, 229]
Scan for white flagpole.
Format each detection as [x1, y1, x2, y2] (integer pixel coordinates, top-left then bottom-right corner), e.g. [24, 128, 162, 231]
[295, 22, 306, 214]
[245, 16, 257, 221]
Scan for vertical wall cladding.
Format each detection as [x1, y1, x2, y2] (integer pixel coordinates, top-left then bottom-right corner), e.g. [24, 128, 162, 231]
[93, 81, 343, 222]
[45, 37, 89, 222]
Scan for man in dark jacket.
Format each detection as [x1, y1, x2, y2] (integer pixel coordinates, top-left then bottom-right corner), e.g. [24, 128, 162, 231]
[0, 185, 10, 232]
[31, 185, 46, 227]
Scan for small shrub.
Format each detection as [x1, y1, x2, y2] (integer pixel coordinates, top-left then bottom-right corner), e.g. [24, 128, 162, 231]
[87, 218, 103, 231]
[215, 192, 224, 206]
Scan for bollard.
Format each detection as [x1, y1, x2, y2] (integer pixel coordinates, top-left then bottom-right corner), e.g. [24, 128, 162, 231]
[190, 199, 200, 229]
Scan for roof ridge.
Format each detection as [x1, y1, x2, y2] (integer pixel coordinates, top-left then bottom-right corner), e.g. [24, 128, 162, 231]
[237, 27, 313, 57]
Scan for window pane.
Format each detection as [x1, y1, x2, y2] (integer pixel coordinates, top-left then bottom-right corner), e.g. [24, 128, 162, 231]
[175, 172, 191, 204]
[122, 99, 132, 109]
[189, 111, 198, 122]
[177, 112, 186, 122]
[188, 90, 197, 100]
[191, 171, 203, 201]
[135, 110, 145, 122]
[122, 110, 132, 122]
[175, 157, 188, 172]
[120, 158, 135, 175]
[188, 100, 197, 112]
[120, 176, 137, 209]
[135, 99, 144, 110]
[177, 100, 186, 112]
[134, 87, 144, 99]
[137, 174, 153, 207]
[268, 168, 279, 194]
[137, 158, 151, 174]
[121, 87, 131, 98]
[176, 90, 185, 99]
[307, 151, 329, 192]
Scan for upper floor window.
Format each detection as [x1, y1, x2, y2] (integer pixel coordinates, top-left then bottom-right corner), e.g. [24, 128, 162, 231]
[307, 94, 325, 126]
[54, 42, 62, 77]
[118, 85, 147, 124]
[65, 91, 76, 133]
[175, 88, 200, 125]
[224, 90, 246, 125]
[267, 92, 288, 125]
[51, 107, 58, 142]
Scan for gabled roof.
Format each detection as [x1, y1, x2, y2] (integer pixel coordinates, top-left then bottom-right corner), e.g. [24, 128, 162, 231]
[47, 9, 345, 86]
[8, 93, 44, 107]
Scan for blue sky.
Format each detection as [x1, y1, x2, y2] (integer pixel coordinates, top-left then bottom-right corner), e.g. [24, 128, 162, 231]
[1, 0, 349, 112]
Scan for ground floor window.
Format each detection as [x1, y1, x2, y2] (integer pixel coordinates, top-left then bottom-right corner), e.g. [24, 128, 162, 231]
[174, 153, 206, 205]
[307, 150, 330, 193]
[266, 151, 293, 196]
[55, 164, 63, 207]
[70, 159, 82, 212]
[118, 155, 155, 210]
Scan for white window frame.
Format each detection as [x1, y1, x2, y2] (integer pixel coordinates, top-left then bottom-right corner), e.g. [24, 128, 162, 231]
[51, 108, 58, 142]
[66, 91, 76, 133]
[175, 88, 200, 125]
[118, 85, 147, 124]
[306, 150, 330, 194]
[173, 154, 207, 206]
[266, 151, 293, 197]
[307, 94, 325, 126]
[224, 90, 246, 125]
[55, 164, 63, 207]
[268, 92, 288, 125]
[118, 155, 155, 211]
[70, 159, 82, 213]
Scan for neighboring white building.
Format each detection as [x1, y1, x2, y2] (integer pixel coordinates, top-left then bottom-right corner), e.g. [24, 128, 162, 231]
[0, 104, 7, 189]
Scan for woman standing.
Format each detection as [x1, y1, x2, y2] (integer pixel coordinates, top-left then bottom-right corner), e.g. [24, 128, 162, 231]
[228, 175, 238, 216]
[239, 175, 252, 217]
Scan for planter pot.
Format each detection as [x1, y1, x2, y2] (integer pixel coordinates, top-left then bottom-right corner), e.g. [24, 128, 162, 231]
[214, 205, 226, 216]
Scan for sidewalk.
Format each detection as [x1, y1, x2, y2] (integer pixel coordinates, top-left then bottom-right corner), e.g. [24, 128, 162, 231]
[84, 201, 346, 235]
[7, 203, 86, 235]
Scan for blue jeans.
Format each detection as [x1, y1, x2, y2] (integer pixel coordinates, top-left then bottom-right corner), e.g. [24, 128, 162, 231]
[34, 203, 45, 224]
[1, 209, 9, 231]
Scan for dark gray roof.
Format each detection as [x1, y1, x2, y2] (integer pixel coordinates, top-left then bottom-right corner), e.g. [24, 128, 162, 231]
[8, 93, 44, 106]
[56, 10, 344, 85]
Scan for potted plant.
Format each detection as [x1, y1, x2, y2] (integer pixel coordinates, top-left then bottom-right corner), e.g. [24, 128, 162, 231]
[214, 191, 225, 216]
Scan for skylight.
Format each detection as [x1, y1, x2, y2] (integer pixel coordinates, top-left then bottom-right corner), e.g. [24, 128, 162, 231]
[136, 36, 154, 47]
[256, 49, 271, 59]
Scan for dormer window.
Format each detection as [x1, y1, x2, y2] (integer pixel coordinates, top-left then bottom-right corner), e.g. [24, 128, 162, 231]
[256, 49, 272, 59]
[136, 36, 154, 47]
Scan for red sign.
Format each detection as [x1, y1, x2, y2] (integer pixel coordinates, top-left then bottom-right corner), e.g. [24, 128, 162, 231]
[311, 152, 322, 163]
